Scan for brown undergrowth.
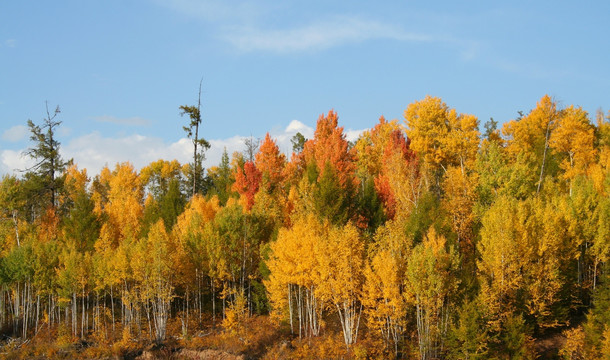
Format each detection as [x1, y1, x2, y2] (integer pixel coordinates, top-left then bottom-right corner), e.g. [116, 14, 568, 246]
[1, 315, 424, 359]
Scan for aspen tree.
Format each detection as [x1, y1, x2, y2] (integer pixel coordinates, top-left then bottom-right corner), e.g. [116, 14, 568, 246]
[317, 223, 365, 347]
[363, 220, 411, 356]
[407, 227, 459, 360]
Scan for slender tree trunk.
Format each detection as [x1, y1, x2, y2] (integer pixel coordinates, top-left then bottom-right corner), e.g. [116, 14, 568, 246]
[12, 210, 20, 247]
[297, 286, 302, 339]
[35, 294, 40, 334]
[288, 285, 293, 334]
[211, 278, 216, 325]
[110, 286, 115, 333]
[537, 120, 552, 194]
[81, 285, 85, 338]
[23, 281, 29, 338]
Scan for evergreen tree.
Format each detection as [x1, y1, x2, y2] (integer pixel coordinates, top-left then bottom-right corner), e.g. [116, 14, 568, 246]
[291, 132, 306, 154]
[24, 102, 69, 210]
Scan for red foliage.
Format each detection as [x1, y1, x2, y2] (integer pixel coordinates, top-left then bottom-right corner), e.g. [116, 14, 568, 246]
[374, 175, 396, 220]
[385, 129, 415, 163]
[302, 110, 357, 190]
[375, 129, 418, 219]
[255, 133, 286, 192]
[232, 161, 262, 210]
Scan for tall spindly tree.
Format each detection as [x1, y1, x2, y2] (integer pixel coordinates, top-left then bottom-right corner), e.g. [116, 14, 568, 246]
[180, 80, 210, 197]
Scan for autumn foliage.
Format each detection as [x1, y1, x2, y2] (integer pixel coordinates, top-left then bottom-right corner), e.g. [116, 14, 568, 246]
[2, 95, 610, 359]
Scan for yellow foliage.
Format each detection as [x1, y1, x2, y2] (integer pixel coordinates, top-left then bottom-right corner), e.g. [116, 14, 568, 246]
[602, 326, 610, 360]
[354, 116, 402, 177]
[503, 95, 559, 161]
[222, 288, 249, 334]
[266, 214, 327, 337]
[550, 105, 597, 183]
[560, 326, 586, 360]
[406, 227, 460, 359]
[139, 159, 182, 186]
[174, 194, 219, 242]
[363, 220, 411, 352]
[478, 196, 573, 330]
[404, 95, 479, 173]
[442, 166, 477, 249]
[63, 164, 89, 203]
[93, 162, 143, 248]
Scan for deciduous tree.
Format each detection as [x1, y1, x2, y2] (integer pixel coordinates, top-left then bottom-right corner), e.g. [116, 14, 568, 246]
[406, 227, 459, 360]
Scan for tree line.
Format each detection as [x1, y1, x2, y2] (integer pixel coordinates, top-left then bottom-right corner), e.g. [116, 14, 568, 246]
[0, 95, 609, 358]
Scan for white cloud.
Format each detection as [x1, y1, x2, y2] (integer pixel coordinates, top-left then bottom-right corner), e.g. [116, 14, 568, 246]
[0, 149, 35, 175]
[93, 115, 151, 126]
[224, 16, 433, 53]
[4, 39, 17, 48]
[272, 120, 314, 154]
[345, 129, 366, 143]
[61, 132, 190, 175]
[206, 135, 245, 165]
[285, 119, 310, 134]
[203, 120, 314, 168]
[2, 125, 29, 142]
[0, 120, 367, 178]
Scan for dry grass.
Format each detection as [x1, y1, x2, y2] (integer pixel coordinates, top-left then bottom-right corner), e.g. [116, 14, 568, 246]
[0, 315, 401, 359]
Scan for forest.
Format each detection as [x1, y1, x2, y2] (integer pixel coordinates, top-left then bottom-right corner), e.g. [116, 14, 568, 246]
[0, 94, 609, 359]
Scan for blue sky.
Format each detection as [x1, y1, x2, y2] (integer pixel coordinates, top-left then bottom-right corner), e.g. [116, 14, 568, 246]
[1, 0, 609, 176]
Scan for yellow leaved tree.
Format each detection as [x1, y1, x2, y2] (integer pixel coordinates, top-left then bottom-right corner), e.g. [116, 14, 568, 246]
[502, 95, 560, 195]
[266, 214, 325, 338]
[91, 162, 144, 334]
[317, 222, 365, 347]
[354, 116, 402, 178]
[363, 219, 412, 356]
[406, 227, 460, 360]
[549, 105, 597, 194]
[404, 96, 479, 184]
[132, 220, 174, 341]
[442, 166, 478, 264]
[478, 196, 574, 333]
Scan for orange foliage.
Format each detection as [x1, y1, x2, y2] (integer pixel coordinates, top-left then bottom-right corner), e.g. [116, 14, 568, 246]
[374, 175, 396, 219]
[255, 133, 286, 192]
[38, 207, 60, 242]
[232, 161, 262, 211]
[302, 110, 357, 190]
[375, 129, 419, 219]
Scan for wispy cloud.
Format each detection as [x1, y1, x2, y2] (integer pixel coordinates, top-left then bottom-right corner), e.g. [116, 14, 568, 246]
[4, 39, 17, 48]
[93, 115, 151, 126]
[152, 1, 471, 55]
[224, 16, 433, 53]
[2, 125, 29, 142]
